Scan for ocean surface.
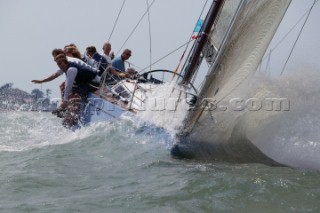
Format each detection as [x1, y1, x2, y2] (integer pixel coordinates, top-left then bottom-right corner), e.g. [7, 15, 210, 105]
[0, 111, 319, 213]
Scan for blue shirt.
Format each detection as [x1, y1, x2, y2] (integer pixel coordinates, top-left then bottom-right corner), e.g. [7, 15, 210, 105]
[112, 56, 125, 72]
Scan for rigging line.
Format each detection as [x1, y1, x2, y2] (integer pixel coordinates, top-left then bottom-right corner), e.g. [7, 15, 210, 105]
[280, 0, 317, 75]
[146, 0, 152, 71]
[178, 0, 210, 77]
[139, 39, 194, 72]
[108, 0, 127, 42]
[266, 49, 272, 74]
[194, 59, 213, 94]
[261, 0, 319, 64]
[115, 0, 156, 56]
[126, 61, 143, 70]
[262, 11, 308, 62]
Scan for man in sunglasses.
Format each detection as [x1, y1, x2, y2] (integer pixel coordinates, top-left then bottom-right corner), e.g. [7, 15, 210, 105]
[111, 49, 132, 73]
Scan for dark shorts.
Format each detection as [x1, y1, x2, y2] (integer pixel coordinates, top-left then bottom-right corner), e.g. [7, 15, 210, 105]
[72, 81, 99, 98]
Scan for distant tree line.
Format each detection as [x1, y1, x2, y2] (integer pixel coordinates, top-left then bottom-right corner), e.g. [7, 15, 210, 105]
[1, 83, 51, 101]
[0, 83, 56, 111]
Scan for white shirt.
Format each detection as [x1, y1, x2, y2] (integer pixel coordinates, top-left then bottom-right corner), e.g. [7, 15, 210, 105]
[64, 67, 78, 101]
[102, 53, 112, 64]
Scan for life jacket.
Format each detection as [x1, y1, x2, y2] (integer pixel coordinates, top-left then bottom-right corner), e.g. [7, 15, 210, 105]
[68, 61, 98, 85]
[92, 53, 109, 76]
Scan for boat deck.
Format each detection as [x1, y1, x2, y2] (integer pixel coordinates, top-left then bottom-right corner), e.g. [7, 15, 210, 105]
[92, 90, 136, 113]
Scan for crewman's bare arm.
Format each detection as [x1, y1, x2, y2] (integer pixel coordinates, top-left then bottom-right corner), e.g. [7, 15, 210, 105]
[31, 73, 60, 84]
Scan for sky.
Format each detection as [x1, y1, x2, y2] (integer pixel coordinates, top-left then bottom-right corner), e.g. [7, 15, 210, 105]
[261, 0, 320, 76]
[1, 0, 319, 99]
[0, 0, 209, 98]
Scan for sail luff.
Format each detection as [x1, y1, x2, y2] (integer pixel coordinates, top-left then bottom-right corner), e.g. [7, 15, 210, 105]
[197, 0, 246, 99]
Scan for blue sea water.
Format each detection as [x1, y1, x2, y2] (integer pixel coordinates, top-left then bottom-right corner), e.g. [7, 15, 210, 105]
[0, 111, 319, 213]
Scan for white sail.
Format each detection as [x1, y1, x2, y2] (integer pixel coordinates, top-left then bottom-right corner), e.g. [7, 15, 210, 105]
[202, 0, 242, 66]
[172, 0, 298, 167]
[186, 0, 292, 132]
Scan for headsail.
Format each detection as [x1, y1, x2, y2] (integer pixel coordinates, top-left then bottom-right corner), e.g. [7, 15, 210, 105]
[182, 0, 292, 133]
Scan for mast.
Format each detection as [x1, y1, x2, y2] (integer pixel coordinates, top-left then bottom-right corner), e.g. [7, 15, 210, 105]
[181, 0, 224, 85]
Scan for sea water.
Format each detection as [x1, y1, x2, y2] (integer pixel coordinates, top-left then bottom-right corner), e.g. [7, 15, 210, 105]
[0, 111, 319, 213]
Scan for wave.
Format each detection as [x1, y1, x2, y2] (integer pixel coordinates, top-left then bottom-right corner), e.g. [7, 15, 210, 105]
[0, 111, 173, 153]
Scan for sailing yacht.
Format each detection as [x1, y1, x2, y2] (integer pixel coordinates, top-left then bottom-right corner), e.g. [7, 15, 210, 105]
[169, 0, 320, 170]
[61, 0, 320, 170]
